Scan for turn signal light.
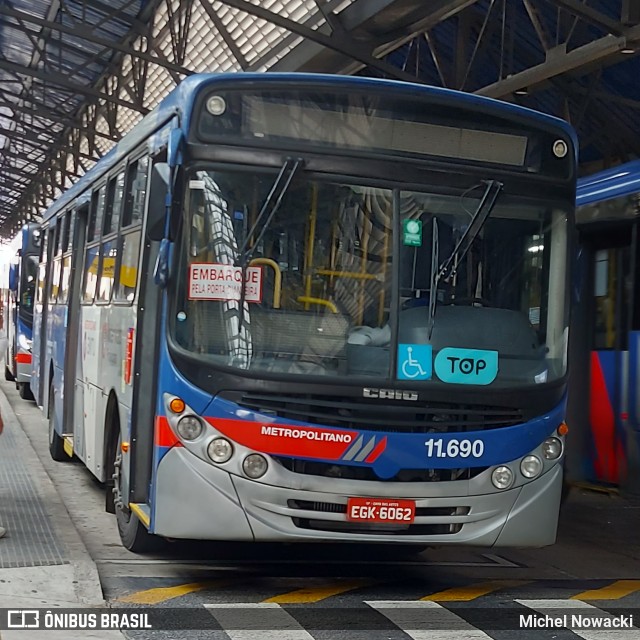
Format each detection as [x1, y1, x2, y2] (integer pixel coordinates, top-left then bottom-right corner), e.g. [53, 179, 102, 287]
[121, 442, 130, 453]
[169, 397, 186, 414]
[557, 422, 569, 436]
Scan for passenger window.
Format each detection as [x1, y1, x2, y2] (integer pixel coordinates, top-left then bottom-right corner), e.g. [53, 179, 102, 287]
[82, 245, 100, 303]
[68, 213, 76, 251]
[50, 258, 61, 303]
[59, 256, 71, 303]
[97, 240, 117, 303]
[105, 172, 125, 235]
[54, 216, 66, 257]
[89, 187, 106, 241]
[123, 157, 148, 228]
[60, 213, 70, 253]
[115, 230, 141, 302]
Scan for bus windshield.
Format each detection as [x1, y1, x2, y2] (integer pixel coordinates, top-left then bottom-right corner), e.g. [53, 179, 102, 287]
[171, 168, 569, 388]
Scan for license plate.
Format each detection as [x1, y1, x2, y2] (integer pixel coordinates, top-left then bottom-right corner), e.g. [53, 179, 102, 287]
[346, 497, 415, 524]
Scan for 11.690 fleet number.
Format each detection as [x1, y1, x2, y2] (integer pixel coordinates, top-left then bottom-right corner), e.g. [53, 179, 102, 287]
[425, 438, 484, 458]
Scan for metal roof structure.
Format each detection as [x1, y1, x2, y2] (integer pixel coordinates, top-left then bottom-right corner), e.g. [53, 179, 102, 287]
[0, 0, 639, 236]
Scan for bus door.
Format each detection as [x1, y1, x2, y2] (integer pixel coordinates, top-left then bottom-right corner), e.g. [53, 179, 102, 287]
[63, 205, 88, 455]
[37, 226, 56, 407]
[582, 221, 639, 486]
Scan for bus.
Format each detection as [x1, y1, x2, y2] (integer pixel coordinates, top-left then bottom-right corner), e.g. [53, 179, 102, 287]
[2, 223, 40, 399]
[32, 73, 577, 551]
[573, 161, 640, 489]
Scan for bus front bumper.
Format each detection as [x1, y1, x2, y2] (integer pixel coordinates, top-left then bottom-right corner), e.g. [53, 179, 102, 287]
[152, 446, 562, 547]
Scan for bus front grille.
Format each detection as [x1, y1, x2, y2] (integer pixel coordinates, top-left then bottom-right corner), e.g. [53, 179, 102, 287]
[275, 458, 487, 482]
[221, 390, 524, 433]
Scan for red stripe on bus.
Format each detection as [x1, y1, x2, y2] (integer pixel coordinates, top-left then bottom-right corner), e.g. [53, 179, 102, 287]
[155, 416, 181, 448]
[15, 353, 32, 364]
[365, 436, 387, 463]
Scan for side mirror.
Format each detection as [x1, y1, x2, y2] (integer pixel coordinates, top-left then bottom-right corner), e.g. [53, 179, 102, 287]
[147, 163, 170, 242]
[8, 264, 18, 292]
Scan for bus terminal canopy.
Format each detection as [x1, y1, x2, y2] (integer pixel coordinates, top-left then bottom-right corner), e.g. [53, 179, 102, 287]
[0, 0, 639, 236]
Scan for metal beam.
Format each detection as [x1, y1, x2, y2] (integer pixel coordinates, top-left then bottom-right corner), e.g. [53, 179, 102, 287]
[0, 57, 150, 113]
[476, 26, 640, 97]
[547, 0, 626, 36]
[0, 5, 194, 78]
[212, 0, 427, 83]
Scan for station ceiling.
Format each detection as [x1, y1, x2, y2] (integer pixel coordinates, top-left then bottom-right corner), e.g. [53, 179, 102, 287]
[0, 0, 639, 234]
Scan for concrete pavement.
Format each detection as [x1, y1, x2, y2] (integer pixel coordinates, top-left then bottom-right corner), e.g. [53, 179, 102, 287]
[0, 387, 123, 639]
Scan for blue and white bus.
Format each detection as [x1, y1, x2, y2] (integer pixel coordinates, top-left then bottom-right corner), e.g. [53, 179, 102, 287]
[2, 223, 40, 400]
[572, 161, 640, 489]
[33, 73, 577, 551]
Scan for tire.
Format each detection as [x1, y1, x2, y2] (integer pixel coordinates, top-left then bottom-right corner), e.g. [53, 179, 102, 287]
[4, 365, 14, 381]
[112, 431, 161, 553]
[18, 382, 34, 401]
[48, 386, 68, 462]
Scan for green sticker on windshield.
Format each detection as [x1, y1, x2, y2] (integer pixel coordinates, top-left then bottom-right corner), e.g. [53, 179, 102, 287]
[403, 219, 422, 246]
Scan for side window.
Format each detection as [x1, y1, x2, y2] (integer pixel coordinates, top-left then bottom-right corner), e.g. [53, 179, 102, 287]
[89, 187, 106, 242]
[115, 230, 141, 302]
[105, 172, 125, 235]
[97, 240, 117, 303]
[82, 245, 100, 303]
[49, 222, 61, 303]
[123, 157, 149, 228]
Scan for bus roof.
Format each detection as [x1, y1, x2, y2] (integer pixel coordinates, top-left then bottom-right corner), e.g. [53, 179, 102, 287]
[577, 159, 640, 206]
[42, 73, 578, 224]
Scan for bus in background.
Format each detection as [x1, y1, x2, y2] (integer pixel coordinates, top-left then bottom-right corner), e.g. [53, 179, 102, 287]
[34, 73, 577, 552]
[574, 161, 640, 489]
[1, 223, 40, 400]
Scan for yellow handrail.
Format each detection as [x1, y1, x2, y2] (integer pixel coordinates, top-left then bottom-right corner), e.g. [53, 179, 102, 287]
[296, 296, 337, 314]
[303, 184, 318, 310]
[249, 258, 282, 309]
[316, 269, 380, 281]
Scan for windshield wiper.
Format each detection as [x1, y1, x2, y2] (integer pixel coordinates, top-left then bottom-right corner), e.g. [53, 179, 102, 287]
[237, 157, 303, 268]
[427, 179, 503, 338]
[235, 157, 303, 351]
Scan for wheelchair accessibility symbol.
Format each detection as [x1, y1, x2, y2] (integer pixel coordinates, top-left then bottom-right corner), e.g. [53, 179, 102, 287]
[397, 344, 432, 380]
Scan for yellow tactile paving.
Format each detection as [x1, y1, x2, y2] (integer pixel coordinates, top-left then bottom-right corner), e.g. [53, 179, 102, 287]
[117, 580, 227, 604]
[421, 579, 530, 601]
[572, 580, 640, 601]
[263, 579, 376, 603]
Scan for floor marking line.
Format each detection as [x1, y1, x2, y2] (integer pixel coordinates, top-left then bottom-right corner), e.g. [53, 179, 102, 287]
[366, 599, 492, 640]
[117, 580, 226, 604]
[517, 599, 640, 640]
[571, 580, 640, 601]
[421, 579, 530, 601]
[205, 603, 314, 640]
[263, 578, 377, 603]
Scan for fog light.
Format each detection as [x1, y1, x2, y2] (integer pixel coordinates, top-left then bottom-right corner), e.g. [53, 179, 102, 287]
[491, 466, 514, 490]
[207, 437, 233, 463]
[521, 455, 543, 478]
[176, 416, 203, 441]
[243, 454, 268, 479]
[542, 437, 563, 460]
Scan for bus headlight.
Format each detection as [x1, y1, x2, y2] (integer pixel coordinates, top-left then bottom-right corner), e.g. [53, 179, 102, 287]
[520, 455, 543, 478]
[207, 437, 233, 463]
[18, 333, 32, 351]
[542, 437, 563, 460]
[491, 466, 514, 489]
[176, 416, 204, 441]
[243, 454, 268, 479]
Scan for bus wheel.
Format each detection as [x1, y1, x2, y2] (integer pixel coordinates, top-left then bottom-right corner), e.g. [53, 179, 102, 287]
[4, 366, 14, 382]
[18, 382, 34, 401]
[48, 387, 68, 462]
[113, 437, 160, 553]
